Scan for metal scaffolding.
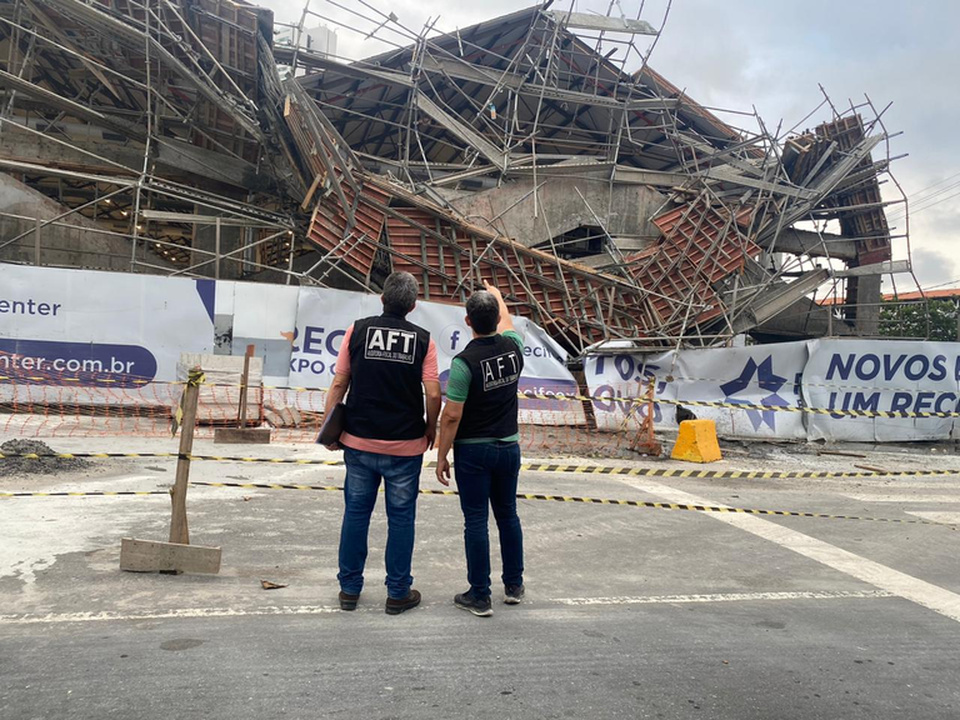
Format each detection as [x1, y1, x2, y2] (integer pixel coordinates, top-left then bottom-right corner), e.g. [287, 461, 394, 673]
[0, 0, 925, 353]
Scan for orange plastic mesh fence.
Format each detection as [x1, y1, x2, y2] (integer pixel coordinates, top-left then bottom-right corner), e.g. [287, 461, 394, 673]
[0, 380, 644, 456]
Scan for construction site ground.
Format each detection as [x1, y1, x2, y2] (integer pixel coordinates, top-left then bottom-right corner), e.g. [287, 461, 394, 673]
[2, 437, 960, 719]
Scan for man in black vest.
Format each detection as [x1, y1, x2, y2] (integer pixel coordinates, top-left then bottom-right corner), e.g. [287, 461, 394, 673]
[436, 280, 525, 617]
[324, 271, 441, 614]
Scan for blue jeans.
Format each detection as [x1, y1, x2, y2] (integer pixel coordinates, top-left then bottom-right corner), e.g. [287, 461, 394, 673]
[338, 447, 422, 599]
[453, 441, 524, 600]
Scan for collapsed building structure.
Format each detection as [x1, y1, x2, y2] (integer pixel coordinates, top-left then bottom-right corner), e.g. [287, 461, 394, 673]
[0, 0, 918, 354]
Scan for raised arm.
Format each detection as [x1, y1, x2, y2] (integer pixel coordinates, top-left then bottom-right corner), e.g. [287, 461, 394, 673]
[483, 279, 514, 334]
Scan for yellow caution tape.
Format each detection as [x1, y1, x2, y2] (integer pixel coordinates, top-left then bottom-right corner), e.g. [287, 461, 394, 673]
[3, 480, 949, 526]
[2, 451, 959, 481]
[0, 490, 167, 498]
[193, 481, 945, 524]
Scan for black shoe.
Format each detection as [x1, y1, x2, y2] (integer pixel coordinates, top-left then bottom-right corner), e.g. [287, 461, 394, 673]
[504, 584, 525, 605]
[455, 592, 493, 617]
[385, 589, 421, 615]
[339, 591, 360, 611]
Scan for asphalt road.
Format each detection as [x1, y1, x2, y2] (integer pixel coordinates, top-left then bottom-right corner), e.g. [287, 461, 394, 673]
[2, 448, 960, 719]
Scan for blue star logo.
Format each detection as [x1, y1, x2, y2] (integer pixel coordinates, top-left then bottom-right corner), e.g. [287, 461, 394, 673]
[719, 356, 788, 431]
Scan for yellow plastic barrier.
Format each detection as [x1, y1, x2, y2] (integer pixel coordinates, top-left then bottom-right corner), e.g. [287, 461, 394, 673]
[670, 419, 722, 463]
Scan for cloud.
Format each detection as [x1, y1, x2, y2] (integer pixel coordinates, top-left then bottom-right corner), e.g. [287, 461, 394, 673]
[911, 247, 959, 288]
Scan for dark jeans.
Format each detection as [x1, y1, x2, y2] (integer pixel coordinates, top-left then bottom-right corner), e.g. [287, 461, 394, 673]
[453, 441, 524, 599]
[338, 447, 422, 599]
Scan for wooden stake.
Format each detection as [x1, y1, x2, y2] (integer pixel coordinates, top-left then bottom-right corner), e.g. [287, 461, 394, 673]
[169, 369, 202, 546]
[631, 377, 662, 457]
[238, 343, 254, 427]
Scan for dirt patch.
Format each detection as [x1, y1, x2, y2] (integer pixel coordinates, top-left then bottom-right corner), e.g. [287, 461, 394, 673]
[0, 439, 91, 476]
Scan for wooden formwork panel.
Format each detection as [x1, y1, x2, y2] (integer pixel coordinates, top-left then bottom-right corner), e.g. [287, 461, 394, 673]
[621, 202, 759, 333]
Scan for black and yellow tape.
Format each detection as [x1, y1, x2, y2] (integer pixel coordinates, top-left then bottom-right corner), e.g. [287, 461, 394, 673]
[2, 451, 959, 481]
[0, 452, 344, 466]
[3, 479, 941, 526]
[512, 463, 960, 481]
[193, 481, 941, 524]
[0, 490, 167, 498]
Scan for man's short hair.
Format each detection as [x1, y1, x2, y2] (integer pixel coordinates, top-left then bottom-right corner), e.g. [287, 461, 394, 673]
[382, 272, 419, 316]
[466, 290, 500, 335]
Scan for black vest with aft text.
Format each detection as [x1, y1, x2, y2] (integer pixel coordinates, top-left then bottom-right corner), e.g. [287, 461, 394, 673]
[454, 334, 524, 441]
[344, 313, 430, 441]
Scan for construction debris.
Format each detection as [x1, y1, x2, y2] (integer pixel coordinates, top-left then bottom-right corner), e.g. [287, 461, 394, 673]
[0, 439, 89, 475]
[0, 0, 919, 353]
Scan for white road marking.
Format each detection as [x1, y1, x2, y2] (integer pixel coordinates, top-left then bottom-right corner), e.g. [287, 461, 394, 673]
[841, 493, 960, 503]
[0, 590, 893, 626]
[554, 590, 893, 606]
[906, 511, 960, 525]
[0, 605, 341, 626]
[620, 478, 960, 624]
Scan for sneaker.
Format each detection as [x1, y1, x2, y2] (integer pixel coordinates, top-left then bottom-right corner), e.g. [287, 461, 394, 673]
[504, 584, 525, 605]
[339, 591, 360, 611]
[385, 589, 421, 615]
[455, 592, 493, 617]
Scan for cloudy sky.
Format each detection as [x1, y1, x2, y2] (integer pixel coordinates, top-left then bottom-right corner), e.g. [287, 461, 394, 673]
[260, 0, 959, 291]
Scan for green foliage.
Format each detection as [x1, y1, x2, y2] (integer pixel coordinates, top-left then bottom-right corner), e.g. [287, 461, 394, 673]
[880, 299, 959, 341]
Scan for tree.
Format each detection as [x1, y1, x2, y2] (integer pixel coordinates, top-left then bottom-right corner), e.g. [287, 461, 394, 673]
[880, 299, 959, 341]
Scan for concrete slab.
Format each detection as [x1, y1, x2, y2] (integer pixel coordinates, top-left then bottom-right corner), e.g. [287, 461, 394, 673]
[3, 438, 960, 718]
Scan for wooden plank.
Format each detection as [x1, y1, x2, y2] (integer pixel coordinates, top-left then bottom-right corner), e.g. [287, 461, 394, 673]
[290, 51, 415, 89]
[120, 538, 221, 574]
[300, 172, 325, 212]
[238, 344, 254, 426]
[697, 165, 818, 200]
[546, 10, 657, 35]
[416, 94, 503, 167]
[170, 375, 201, 545]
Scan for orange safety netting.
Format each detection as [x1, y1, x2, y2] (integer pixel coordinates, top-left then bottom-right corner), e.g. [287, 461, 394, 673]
[0, 379, 649, 457]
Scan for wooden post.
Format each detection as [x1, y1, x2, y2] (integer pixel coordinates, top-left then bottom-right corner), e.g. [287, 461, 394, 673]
[214, 347, 271, 444]
[120, 367, 222, 575]
[169, 369, 202, 546]
[631, 376, 662, 457]
[238, 343, 254, 427]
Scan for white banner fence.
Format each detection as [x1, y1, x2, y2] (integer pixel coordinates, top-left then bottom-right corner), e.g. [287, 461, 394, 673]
[3, 264, 959, 442]
[0, 265, 584, 435]
[585, 339, 960, 442]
